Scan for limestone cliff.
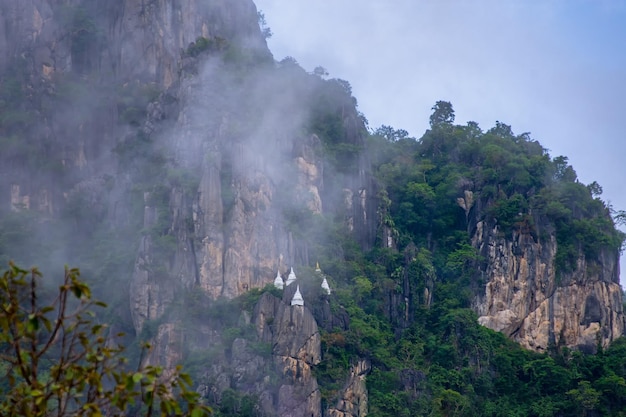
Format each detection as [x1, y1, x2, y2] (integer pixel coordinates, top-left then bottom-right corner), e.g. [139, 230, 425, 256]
[0, 2, 377, 413]
[5, 0, 626, 415]
[191, 290, 322, 417]
[0, 0, 375, 328]
[327, 359, 370, 417]
[0, 0, 265, 84]
[471, 216, 624, 353]
[254, 291, 322, 416]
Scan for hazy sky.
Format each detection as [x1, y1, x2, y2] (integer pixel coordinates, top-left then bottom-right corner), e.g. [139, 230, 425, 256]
[255, 0, 626, 282]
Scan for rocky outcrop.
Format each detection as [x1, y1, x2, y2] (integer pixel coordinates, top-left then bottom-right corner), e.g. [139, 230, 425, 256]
[0, 0, 268, 207]
[294, 134, 324, 214]
[328, 359, 370, 417]
[0, 0, 379, 337]
[254, 292, 322, 417]
[192, 287, 370, 417]
[144, 321, 184, 371]
[196, 290, 323, 416]
[116, 0, 267, 87]
[472, 220, 624, 352]
[0, 0, 267, 83]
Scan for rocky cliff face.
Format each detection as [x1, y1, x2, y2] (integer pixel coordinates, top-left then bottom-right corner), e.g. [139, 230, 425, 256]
[188, 281, 366, 417]
[472, 218, 624, 353]
[254, 291, 322, 416]
[327, 359, 370, 417]
[0, 0, 265, 83]
[191, 289, 323, 417]
[4, 0, 625, 415]
[0, 1, 375, 415]
[0, 0, 265, 173]
[0, 0, 375, 318]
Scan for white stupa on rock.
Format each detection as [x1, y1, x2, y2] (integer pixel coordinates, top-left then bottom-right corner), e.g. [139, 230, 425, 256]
[273, 270, 284, 290]
[321, 277, 331, 295]
[315, 262, 321, 273]
[285, 267, 297, 286]
[291, 285, 304, 306]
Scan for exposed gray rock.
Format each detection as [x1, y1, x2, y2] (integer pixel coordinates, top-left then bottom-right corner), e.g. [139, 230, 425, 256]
[328, 359, 370, 417]
[472, 220, 624, 352]
[253, 292, 322, 416]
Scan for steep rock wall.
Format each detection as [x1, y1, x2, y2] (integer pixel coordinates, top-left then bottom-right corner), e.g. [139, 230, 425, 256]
[472, 220, 624, 352]
[116, 0, 266, 87]
[327, 359, 370, 417]
[0, 0, 265, 82]
[127, 47, 379, 346]
[0, 0, 379, 310]
[192, 288, 365, 417]
[257, 292, 322, 417]
[0, 0, 268, 212]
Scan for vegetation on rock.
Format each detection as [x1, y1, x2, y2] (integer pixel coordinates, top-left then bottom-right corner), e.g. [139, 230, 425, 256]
[0, 1, 625, 415]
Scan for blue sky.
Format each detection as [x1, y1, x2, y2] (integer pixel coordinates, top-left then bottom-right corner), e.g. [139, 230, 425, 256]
[254, 0, 626, 283]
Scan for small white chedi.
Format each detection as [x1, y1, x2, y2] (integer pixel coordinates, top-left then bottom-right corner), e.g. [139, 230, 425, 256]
[273, 270, 284, 290]
[285, 267, 297, 286]
[316, 262, 331, 295]
[321, 277, 331, 295]
[291, 285, 304, 306]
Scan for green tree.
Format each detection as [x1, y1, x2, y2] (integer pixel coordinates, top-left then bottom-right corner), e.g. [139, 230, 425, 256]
[567, 380, 600, 416]
[552, 155, 577, 182]
[432, 388, 469, 417]
[587, 181, 603, 198]
[256, 11, 272, 39]
[429, 101, 455, 128]
[0, 263, 211, 416]
[374, 125, 410, 142]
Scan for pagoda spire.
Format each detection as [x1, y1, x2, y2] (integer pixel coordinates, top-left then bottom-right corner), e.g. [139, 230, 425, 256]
[291, 285, 304, 306]
[273, 270, 284, 290]
[321, 277, 331, 295]
[286, 267, 297, 286]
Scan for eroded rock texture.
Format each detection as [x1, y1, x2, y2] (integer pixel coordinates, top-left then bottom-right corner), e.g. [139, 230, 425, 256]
[194, 292, 322, 417]
[0, 2, 377, 408]
[472, 220, 624, 352]
[328, 359, 370, 417]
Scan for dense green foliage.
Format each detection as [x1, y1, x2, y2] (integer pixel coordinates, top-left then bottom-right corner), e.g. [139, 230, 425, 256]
[1, 6, 625, 413]
[297, 101, 626, 416]
[301, 227, 623, 416]
[367, 105, 623, 277]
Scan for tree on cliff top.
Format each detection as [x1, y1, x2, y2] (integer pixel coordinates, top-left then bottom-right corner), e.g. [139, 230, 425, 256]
[0, 263, 211, 417]
[429, 100, 455, 128]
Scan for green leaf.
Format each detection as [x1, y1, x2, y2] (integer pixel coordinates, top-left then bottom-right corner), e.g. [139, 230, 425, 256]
[72, 286, 82, 298]
[132, 372, 143, 384]
[191, 408, 206, 417]
[179, 372, 192, 386]
[125, 375, 135, 391]
[40, 316, 52, 332]
[27, 314, 39, 332]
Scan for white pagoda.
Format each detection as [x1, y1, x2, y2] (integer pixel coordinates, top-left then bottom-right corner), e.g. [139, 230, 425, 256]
[321, 277, 331, 295]
[285, 267, 297, 286]
[273, 270, 284, 290]
[291, 285, 304, 306]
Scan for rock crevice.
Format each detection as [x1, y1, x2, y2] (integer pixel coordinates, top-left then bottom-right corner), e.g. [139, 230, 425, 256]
[472, 220, 624, 352]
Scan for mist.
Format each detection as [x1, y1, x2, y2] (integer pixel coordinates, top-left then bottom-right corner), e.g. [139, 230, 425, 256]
[1, 1, 625, 415]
